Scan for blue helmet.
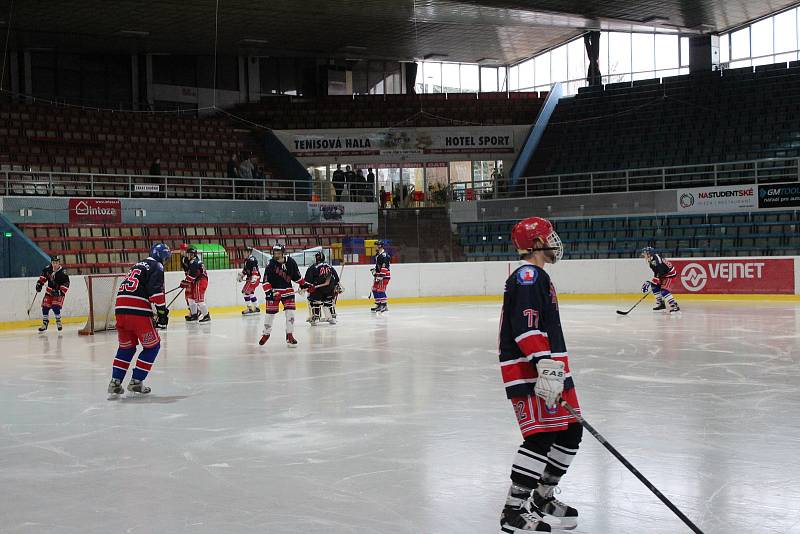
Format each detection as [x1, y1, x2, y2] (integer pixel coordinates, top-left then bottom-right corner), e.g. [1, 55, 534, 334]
[641, 246, 656, 257]
[150, 243, 171, 264]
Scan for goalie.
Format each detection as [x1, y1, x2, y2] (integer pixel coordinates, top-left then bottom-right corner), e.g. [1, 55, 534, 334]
[304, 252, 341, 325]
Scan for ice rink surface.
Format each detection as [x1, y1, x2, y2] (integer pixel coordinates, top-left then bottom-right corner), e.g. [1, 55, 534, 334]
[1, 299, 800, 534]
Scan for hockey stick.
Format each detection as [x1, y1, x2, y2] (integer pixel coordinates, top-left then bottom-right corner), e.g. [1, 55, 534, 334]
[616, 294, 648, 316]
[165, 286, 183, 295]
[26, 292, 39, 318]
[166, 288, 185, 310]
[560, 400, 705, 534]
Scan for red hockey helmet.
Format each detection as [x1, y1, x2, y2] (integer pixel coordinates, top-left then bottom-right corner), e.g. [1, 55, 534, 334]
[511, 217, 563, 263]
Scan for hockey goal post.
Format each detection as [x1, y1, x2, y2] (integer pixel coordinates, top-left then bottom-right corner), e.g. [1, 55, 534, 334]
[78, 273, 126, 335]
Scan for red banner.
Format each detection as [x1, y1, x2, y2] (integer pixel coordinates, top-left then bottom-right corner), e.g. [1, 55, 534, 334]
[669, 258, 795, 294]
[68, 198, 122, 224]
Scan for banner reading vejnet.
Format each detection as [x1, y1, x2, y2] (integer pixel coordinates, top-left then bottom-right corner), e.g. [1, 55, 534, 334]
[68, 198, 122, 224]
[669, 258, 795, 294]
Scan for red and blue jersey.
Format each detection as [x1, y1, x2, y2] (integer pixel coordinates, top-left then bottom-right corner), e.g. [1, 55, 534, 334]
[648, 254, 677, 282]
[115, 257, 166, 317]
[38, 265, 70, 296]
[498, 264, 574, 399]
[374, 251, 391, 281]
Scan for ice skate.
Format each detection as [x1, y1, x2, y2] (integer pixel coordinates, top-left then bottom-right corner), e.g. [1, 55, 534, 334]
[669, 303, 681, 313]
[326, 317, 337, 325]
[532, 484, 578, 530]
[56, 318, 63, 331]
[198, 313, 211, 323]
[258, 334, 270, 346]
[370, 304, 380, 313]
[500, 498, 551, 533]
[242, 308, 256, 315]
[286, 333, 298, 347]
[254, 306, 260, 313]
[127, 379, 151, 395]
[37, 319, 49, 332]
[107, 378, 124, 399]
[652, 301, 666, 311]
[377, 303, 388, 313]
[185, 313, 198, 322]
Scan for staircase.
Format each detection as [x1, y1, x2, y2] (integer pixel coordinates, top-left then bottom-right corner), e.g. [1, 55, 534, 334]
[378, 207, 464, 263]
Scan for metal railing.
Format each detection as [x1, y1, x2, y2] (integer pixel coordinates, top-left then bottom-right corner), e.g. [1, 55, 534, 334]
[448, 157, 800, 201]
[0, 170, 379, 203]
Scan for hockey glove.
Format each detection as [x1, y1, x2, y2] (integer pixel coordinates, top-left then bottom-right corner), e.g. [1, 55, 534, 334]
[264, 288, 274, 301]
[156, 305, 169, 327]
[641, 281, 651, 294]
[534, 359, 565, 409]
[335, 284, 343, 294]
[35, 282, 43, 293]
[179, 280, 191, 289]
[306, 285, 316, 294]
[237, 272, 245, 283]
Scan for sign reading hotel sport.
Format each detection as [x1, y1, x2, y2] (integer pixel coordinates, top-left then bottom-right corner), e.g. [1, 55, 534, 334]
[275, 126, 515, 157]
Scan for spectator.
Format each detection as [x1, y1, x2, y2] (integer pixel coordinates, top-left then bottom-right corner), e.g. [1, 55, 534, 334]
[355, 168, 367, 202]
[366, 168, 376, 202]
[149, 158, 161, 176]
[240, 154, 254, 179]
[344, 165, 357, 201]
[379, 186, 388, 208]
[227, 154, 240, 178]
[332, 164, 345, 200]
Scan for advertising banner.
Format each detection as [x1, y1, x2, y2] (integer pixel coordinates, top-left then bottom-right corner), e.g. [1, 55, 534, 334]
[758, 182, 800, 209]
[676, 185, 757, 213]
[68, 198, 122, 224]
[276, 126, 515, 158]
[669, 258, 795, 294]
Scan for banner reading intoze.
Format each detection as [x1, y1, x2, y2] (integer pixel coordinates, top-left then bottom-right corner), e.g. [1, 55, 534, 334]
[758, 182, 800, 209]
[676, 185, 757, 213]
[68, 198, 122, 224]
[669, 258, 795, 294]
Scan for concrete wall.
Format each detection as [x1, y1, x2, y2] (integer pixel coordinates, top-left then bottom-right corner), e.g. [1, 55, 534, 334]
[1, 197, 378, 228]
[3, 258, 797, 324]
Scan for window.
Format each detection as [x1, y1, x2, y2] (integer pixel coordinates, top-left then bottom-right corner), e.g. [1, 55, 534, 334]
[425, 62, 442, 93]
[550, 45, 567, 84]
[460, 64, 479, 93]
[442, 63, 460, 93]
[509, 65, 519, 91]
[750, 17, 773, 59]
[534, 52, 550, 87]
[681, 37, 690, 67]
[656, 35, 679, 70]
[415, 62, 424, 93]
[632, 33, 655, 79]
[730, 28, 750, 60]
[774, 9, 797, 54]
[498, 67, 508, 91]
[567, 38, 586, 83]
[518, 59, 534, 90]
[607, 32, 632, 82]
[719, 34, 730, 64]
[480, 67, 498, 92]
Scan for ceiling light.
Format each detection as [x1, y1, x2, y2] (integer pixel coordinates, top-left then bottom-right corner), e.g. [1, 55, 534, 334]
[423, 53, 449, 61]
[118, 30, 150, 37]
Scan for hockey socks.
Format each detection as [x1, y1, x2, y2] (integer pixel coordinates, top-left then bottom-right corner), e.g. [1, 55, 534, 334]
[131, 343, 160, 382]
[112, 347, 137, 381]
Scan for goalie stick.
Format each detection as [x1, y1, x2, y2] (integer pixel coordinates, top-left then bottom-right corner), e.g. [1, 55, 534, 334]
[560, 400, 705, 534]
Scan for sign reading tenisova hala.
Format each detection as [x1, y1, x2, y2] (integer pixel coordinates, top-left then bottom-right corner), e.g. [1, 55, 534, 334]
[68, 198, 122, 224]
[274, 126, 515, 158]
[669, 258, 794, 294]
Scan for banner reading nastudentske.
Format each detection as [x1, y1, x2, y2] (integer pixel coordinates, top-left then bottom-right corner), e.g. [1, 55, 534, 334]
[669, 258, 794, 294]
[676, 184, 757, 213]
[68, 198, 122, 224]
[275, 126, 515, 157]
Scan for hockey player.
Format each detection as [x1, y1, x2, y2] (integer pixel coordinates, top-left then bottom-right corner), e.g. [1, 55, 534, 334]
[370, 240, 391, 313]
[107, 243, 170, 397]
[179, 243, 194, 318]
[239, 251, 262, 315]
[499, 217, 582, 533]
[641, 246, 680, 312]
[181, 247, 211, 322]
[304, 252, 341, 325]
[259, 244, 309, 347]
[35, 255, 70, 332]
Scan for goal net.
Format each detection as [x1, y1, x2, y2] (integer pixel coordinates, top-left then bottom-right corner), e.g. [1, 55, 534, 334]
[78, 273, 126, 335]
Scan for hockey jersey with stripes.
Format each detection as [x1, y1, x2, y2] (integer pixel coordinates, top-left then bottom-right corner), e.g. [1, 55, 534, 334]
[115, 257, 166, 316]
[498, 264, 575, 399]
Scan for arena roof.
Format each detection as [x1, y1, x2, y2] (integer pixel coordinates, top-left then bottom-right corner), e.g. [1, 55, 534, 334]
[4, 0, 798, 64]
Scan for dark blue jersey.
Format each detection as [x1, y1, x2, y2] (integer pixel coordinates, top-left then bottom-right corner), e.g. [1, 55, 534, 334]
[115, 257, 166, 316]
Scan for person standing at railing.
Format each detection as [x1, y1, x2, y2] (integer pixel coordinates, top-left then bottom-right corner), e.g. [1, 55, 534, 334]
[239, 154, 254, 180]
[149, 158, 161, 176]
[366, 168, 376, 202]
[227, 153, 240, 179]
[355, 168, 367, 202]
[332, 164, 345, 200]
